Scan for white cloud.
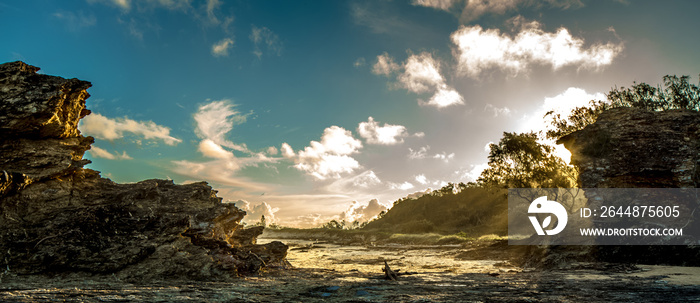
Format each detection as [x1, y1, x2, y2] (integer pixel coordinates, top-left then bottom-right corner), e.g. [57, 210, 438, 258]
[339, 199, 388, 223]
[484, 141, 494, 152]
[211, 37, 234, 57]
[357, 117, 409, 145]
[398, 52, 446, 94]
[389, 181, 414, 190]
[80, 112, 181, 145]
[408, 145, 430, 159]
[88, 146, 132, 160]
[372, 52, 400, 75]
[412, 0, 458, 10]
[250, 25, 282, 59]
[284, 126, 363, 180]
[193, 99, 248, 152]
[234, 200, 279, 224]
[451, 21, 624, 78]
[266, 146, 279, 155]
[206, 0, 222, 24]
[408, 145, 454, 161]
[456, 162, 489, 182]
[325, 170, 382, 194]
[171, 99, 277, 191]
[374, 52, 464, 108]
[280, 143, 295, 158]
[484, 104, 512, 117]
[199, 139, 235, 160]
[433, 152, 455, 162]
[519, 87, 605, 163]
[520, 87, 605, 135]
[422, 86, 464, 108]
[415, 174, 428, 185]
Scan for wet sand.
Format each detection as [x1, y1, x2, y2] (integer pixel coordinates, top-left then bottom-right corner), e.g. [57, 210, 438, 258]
[1, 238, 698, 302]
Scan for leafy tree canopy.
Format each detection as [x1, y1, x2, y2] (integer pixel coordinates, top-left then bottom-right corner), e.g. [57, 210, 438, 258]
[478, 132, 576, 189]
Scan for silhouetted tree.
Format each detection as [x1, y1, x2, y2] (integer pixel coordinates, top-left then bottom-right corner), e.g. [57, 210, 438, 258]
[478, 132, 576, 189]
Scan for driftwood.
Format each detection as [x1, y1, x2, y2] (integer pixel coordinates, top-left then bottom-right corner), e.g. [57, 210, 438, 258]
[378, 260, 418, 280]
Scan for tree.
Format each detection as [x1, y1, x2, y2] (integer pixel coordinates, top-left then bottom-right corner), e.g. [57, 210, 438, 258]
[546, 75, 700, 140]
[477, 132, 576, 189]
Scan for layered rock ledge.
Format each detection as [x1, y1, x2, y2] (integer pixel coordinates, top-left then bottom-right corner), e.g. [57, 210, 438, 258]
[0, 61, 287, 281]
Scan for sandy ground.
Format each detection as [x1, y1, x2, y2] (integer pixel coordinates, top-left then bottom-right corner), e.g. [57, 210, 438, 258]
[1, 238, 699, 302]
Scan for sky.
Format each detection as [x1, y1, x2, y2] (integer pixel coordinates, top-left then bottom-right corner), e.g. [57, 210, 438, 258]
[2, 0, 699, 227]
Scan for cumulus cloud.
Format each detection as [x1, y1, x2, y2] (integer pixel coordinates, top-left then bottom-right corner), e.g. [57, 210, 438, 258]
[398, 52, 446, 93]
[357, 117, 409, 145]
[415, 174, 428, 185]
[451, 21, 624, 78]
[283, 126, 363, 180]
[250, 25, 282, 59]
[266, 146, 279, 155]
[88, 146, 132, 160]
[211, 37, 234, 57]
[80, 113, 181, 145]
[389, 181, 414, 190]
[372, 52, 400, 76]
[339, 199, 388, 223]
[373, 52, 464, 108]
[234, 200, 279, 224]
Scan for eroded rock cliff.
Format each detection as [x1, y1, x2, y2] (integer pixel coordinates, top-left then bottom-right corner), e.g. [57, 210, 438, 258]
[556, 106, 700, 265]
[558, 107, 700, 188]
[0, 61, 287, 281]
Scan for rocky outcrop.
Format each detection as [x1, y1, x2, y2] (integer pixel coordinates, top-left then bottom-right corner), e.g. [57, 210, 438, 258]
[0, 61, 287, 281]
[558, 107, 700, 188]
[554, 107, 700, 265]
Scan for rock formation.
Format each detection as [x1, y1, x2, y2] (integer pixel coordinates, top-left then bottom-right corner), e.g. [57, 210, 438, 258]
[558, 107, 700, 188]
[0, 61, 287, 281]
[555, 107, 700, 265]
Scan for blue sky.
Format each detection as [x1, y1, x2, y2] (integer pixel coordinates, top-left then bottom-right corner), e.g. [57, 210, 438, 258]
[2, 0, 699, 226]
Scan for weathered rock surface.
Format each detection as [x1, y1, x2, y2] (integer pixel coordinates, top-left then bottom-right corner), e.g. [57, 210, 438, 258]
[0, 61, 287, 281]
[553, 107, 700, 266]
[558, 107, 700, 188]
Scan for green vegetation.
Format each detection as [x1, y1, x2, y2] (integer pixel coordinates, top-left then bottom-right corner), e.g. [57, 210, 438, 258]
[546, 74, 700, 139]
[477, 132, 576, 189]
